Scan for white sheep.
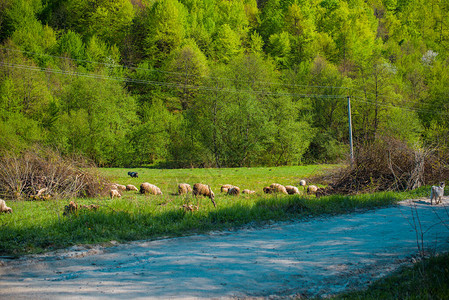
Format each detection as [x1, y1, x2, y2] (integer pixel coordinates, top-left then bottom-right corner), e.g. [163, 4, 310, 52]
[115, 184, 127, 191]
[263, 186, 272, 194]
[299, 180, 306, 189]
[63, 201, 78, 216]
[227, 186, 240, 196]
[430, 182, 445, 205]
[221, 184, 234, 193]
[178, 183, 192, 195]
[126, 184, 138, 191]
[0, 199, 12, 213]
[36, 187, 48, 197]
[110, 189, 121, 199]
[307, 185, 318, 194]
[193, 183, 216, 207]
[242, 189, 256, 194]
[285, 185, 300, 195]
[140, 183, 163, 195]
[269, 183, 288, 194]
[182, 204, 199, 211]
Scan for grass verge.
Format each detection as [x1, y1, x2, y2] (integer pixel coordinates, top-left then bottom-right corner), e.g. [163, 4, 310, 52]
[331, 252, 449, 299]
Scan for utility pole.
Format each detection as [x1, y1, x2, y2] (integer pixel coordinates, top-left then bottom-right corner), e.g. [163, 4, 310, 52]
[347, 95, 354, 167]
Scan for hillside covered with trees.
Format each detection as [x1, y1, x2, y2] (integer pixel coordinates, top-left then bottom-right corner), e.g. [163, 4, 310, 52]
[0, 0, 448, 167]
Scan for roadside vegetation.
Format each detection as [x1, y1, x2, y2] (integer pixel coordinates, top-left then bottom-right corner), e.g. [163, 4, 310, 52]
[332, 252, 449, 300]
[0, 163, 431, 257]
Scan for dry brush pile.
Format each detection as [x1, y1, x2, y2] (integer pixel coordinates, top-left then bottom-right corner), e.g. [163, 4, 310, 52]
[317, 137, 449, 195]
[0, 148, 108, 200]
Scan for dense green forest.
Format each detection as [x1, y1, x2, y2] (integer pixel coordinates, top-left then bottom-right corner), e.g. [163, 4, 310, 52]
[0, 0, 448, 167]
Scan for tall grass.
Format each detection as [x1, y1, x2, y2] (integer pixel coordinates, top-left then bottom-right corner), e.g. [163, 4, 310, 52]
[332, 252, 449, 299]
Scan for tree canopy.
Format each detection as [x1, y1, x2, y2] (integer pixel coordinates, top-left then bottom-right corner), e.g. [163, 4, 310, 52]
[0, 0, 448, 167]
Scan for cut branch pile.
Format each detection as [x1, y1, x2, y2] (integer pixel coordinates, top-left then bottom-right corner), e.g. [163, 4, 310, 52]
[0, 148, 108, 200]
[317, 137, 449, 195]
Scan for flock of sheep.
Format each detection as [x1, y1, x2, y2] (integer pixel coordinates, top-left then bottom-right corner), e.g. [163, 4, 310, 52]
[1, 177, 445, 216]
[107, 178, 320, 209]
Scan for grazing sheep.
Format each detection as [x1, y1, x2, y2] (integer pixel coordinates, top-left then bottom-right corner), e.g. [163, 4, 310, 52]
[193, 183, 216, 207]
[115, 184, 127, 191]
[0, 199, 12, 213]
[242, 189, 256, 194]
[307, 185, 318, 194]
[63, 201, 99, 216]
[285, 185, 300, 195]
[430, 182, 445, 205]
[140, 182, 163, 195]
[182, 204, 199, 211]
[30, 188, 51, 200]
[81, 204, 99, 211]
[269, 183, 288, 194]
[263, 186, 272, 194]
[63, 201, 78, 216]
[221, 184, 234, 193]
[178, 183, 193, 195]
[315, 187, 328, 198]
[126, 184, 138, 191]
[110, 189, 121, 199]
[36, 187, 47, 196]
[128, 171, 138, 178]
[299, 180, 306, 189]
[227, 186, 241, 196]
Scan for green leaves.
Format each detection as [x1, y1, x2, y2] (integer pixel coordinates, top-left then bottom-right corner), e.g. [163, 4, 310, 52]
[183, 54, 316, 167]
[142, 0, 187, 63]
[0, 0, 448, 166]
[212, 24, 242, 63]
[56, 30, 85, 61]
[164, 40, 209, 110]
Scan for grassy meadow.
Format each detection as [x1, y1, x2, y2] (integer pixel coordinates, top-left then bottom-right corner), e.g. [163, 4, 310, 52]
[0, 165, 431, 257]
[100, 164, 334, 194]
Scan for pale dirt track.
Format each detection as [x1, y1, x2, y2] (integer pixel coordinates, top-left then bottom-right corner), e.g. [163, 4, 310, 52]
[1, 198, 449, 300]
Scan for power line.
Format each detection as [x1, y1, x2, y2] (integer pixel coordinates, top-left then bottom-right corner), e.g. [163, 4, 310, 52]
[0, 47, 361, 91]
[0, 61, 348, 99]
[350, 96, 437, 115]
[1, 46, 411, 103]
[0, 60, 438, 115]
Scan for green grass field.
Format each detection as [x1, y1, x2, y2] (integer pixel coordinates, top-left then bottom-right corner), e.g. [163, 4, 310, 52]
[0, 165, 430, 257]
[101, 164, 336, 194]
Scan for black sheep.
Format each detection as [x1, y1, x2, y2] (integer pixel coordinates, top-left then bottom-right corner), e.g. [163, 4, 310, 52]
[127, 171, 138, 178]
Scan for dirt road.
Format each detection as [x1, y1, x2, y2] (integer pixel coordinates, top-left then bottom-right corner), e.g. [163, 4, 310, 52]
[1, 198, 449, 299]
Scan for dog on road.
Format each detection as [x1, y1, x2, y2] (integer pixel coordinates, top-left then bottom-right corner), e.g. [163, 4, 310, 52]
[430, 182, 445, 205]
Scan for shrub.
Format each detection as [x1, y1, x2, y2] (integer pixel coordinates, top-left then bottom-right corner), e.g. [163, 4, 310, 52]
[0, 147, 108, 200]
[318, 136, 449, 195]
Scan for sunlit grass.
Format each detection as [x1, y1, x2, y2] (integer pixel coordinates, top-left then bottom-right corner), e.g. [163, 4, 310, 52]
[99, 164, 339, 194]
